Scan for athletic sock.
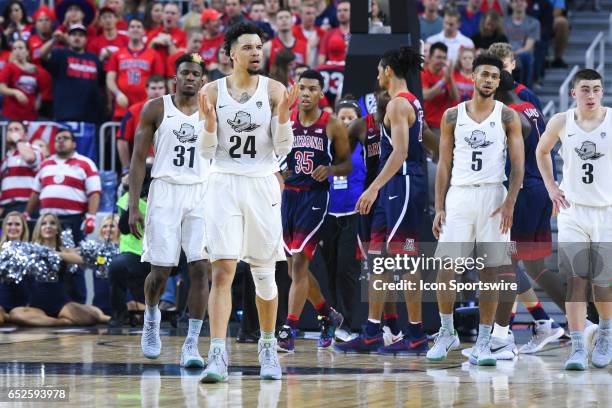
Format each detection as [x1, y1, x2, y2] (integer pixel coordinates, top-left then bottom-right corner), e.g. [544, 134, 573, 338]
[210, 338, 226, 352]
[186, 319, 203, 343]
[260, 331, 276, 345]
[284, 314, 299, 330]
[570, 331, 585, 351]
[492, 323, 509, 340]
[407, 322, 424, 339]
[314, 300, 331, 317]
[440, 313, 454, 333]
[477, 324, 493, 343]
[527, 302, 550, 322]
[600, 318, 612, 330]
[383, 313, 400, 335]
[509, 312, 516, 330]
[365, 319, 381, 337]
[145, 303, 160, 321]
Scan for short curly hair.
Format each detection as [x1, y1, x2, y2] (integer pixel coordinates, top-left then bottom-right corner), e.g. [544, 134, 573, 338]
[223, 22, 264, 60]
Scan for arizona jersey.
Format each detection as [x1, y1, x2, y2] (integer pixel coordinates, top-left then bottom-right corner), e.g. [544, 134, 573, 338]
[212, 75, 279, 176]
[379, 92, 425, 177]
[363, 113, 380, 187]
[514, 82, 543, 111]
[315, 61, 345, 107]
[286, 109, 333, 189]
[559, 108, 612, 206]
[451, 101, 507, 186]
[151, 95, 209, 184]
[507, 102, 545, 187]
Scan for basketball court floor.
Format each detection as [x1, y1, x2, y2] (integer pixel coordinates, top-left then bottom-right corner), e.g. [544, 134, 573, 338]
[0, 326, 610, 407]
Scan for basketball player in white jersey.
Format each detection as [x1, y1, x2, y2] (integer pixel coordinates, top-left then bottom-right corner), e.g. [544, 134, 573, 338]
[427, 53, 525, 366]
[536, 68, 612, 370]
[128, 54, 210, 367]
[197, 23, 299, 382]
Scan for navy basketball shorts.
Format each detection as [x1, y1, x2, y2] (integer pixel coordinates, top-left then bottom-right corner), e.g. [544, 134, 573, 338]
[511, 183, 552, 261]
[28, 280, 71, 317]
[282, 186, 329, 260]
[369, 174, 427, 255]
[357, 207, 375, 260]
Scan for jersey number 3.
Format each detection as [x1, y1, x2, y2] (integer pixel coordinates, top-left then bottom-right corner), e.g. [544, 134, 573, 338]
[229, 135, 257, 158]
[174, 146, 195, 168]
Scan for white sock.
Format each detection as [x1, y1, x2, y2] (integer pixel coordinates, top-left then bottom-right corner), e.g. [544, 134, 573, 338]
[186, 319, 203, 342]
[210, 338, 226, 352]
[492, 323, 509, 340]
[145, 303, 160, 320]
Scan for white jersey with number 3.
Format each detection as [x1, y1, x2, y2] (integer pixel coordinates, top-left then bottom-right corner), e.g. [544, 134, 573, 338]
[152, 94, 209, 184]
[560, 107, 612, 206]
[451, 101, 507, 186]
[211, 75, 280, 176]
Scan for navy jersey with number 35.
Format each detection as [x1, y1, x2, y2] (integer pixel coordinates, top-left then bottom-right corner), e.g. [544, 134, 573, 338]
[285, 109, 333, 189]
[379, 92, 425, 176]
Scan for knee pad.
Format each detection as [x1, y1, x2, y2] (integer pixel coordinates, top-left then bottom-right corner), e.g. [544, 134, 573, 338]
[251, 266, 277, 300]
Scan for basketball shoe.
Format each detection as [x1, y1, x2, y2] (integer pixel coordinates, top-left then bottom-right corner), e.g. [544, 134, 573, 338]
[259, 339, 282, 380]
[591, 328, 612, 368]
[382, 326, 404, 346]
[334, 326, 384, 353]
[462, 331, 517, 360]
[318, 308, 344, 350]
[276, 326, 296, 353]
[469, 337, 497, 366]
[426, 328, 460, 361]
[377, 334, 429, 355]
[201, 345, 229, 383]
[180, 339, 205, 368]
[519, 319, 565, 354]
[141, 308, 161, 359]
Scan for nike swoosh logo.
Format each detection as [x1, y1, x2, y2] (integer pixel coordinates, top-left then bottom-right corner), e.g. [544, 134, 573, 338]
[218, 105, 227, 109]
[568, 133, 575, 137]
[312, 206, 321, 210]
[167, 115, 174, 118]
[445, 340, 456, 352]
[389, 195, 398, 200]
[367, 134, 377, 139]
[409, 338, 428, 348]
[458, 123, 466, 126]
[363, 337, 381, 345]
[272, 203, 278, 207]
[490, 346, 506, 353]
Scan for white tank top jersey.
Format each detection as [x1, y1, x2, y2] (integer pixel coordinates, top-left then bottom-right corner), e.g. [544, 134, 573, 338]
[211, 75, 280, 176]
[450, 101, 507, 186]
[151, 95, 210, 184]
[559, 107, 612, 206]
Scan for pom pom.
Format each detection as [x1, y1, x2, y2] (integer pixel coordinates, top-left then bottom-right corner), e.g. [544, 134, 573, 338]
[79, 240, 119, 279]
[0, 241, 62, 283]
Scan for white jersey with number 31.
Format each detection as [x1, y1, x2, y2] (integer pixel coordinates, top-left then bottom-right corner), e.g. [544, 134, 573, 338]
[560, 107, 612, 206]
[152, 94, 209, 184]
[211, 75, 280, 177]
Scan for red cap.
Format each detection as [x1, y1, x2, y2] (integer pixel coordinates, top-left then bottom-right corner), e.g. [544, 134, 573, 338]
[99, 6, 117, 16]
[328, 35, 347, 61]
[33, 6, 56, 21]
[201, 8, 221, 25]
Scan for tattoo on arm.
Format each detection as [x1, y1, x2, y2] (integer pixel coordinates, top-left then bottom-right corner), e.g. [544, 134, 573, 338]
[445, 107, 458, 125]
[502, 106, 515, 125]
[239, 92, 250, 103]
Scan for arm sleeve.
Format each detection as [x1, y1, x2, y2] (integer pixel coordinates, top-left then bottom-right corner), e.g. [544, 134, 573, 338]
[271, 116, 294, 156]
[199, 121, 218, 159]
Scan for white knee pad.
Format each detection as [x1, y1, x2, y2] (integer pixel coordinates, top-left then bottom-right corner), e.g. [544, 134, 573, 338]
[251, 266, 277, 300]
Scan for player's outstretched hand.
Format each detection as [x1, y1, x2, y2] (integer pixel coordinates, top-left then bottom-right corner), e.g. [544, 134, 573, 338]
[546, 182, 570, 216]
[355, 187, 378, 215]
[311, 165, 331, 182]
[277, 83, 300, 122]
[198, 88, 216, 131]
[491, 200, 513, 235]
[432, 210, 445, 239]
[128, 208, 145, 240]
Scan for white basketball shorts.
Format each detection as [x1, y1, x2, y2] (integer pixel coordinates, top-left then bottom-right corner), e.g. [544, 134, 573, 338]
[204, 172, 285, 265]
[142, 179, 208, 266]
[435, 183, 511, 268]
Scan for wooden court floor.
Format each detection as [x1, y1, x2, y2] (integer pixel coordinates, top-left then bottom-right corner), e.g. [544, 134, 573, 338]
[0, 327, 610, 407]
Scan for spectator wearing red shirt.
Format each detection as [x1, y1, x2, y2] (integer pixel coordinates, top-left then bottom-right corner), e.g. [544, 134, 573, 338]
[318, 0, 350, 65]
[87, 7, 128, 70]
[167, 30, 205, 91]
[117, 75, 166, 172]
[421, 42, 458, 130]
[101, 0, 129, 35]
[199, 8, 224, 71]
[452, 47, 475, 103]
[2, 1, 33, 44]
[146, 3, 186, 62]
[107, 18, 164, 121]
[28, 7, 56, 64]
[264, 9, 309, 70]
[315, 36, 346, 108]
[0, 121, 43, 215]
[0, 49, 10, 71]
[25, 128, 101, 242]
[0, 40, 50, 121]
[294, 1, 327, 67]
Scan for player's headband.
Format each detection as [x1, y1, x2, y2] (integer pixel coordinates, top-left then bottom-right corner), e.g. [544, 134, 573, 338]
[336, 99, 361, 115]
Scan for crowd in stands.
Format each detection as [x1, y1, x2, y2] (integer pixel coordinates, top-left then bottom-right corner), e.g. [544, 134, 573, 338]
[0, 0, 573, 329]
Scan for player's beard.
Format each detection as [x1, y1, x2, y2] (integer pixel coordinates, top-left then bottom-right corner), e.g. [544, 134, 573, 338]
[247, 68, 261, 76]
[477, 88, 494, 98]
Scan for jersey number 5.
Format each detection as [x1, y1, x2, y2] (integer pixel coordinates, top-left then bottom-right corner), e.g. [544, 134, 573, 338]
[471, 151, 482, 171]
[229, 135, 257, 158]
[174, 146, 195, 168]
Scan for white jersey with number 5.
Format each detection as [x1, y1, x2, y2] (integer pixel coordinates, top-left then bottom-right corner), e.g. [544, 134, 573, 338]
[211, 75, 279, 176]
[450, 101, 507, 186]
[559, 107, 612, 206]
[152, 94, 209, 184]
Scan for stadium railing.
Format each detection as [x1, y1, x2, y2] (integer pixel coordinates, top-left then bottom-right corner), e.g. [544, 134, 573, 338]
[585, 31, 605, 75]
[559, 65, 580, 112]
[99, 122, 120, 172]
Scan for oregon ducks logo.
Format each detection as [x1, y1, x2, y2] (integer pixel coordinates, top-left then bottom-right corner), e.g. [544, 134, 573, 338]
[575, 140, 604, 160]
[227, 111, 260, 133]
[173, 123, 197, 143]
[465, 129, 493, 149]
